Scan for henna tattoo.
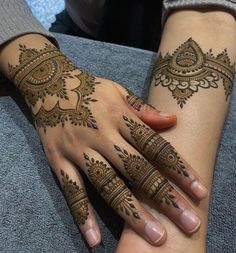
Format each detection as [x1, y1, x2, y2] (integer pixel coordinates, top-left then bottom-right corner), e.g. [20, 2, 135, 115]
[126, 89, 145, 111]
[84, 153, 140, 219]
[61, 170, 89, 225]
[114, 145, 178, 208]
[34, 72, 98, 132]
[123, 116, 189, 177]
[8, 44, 99, 132]
[153, 38, 235, 108]
[9, 44, 76, 106]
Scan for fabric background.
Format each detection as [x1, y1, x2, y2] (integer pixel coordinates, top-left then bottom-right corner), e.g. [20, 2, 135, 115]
[0, 33, 235, 253]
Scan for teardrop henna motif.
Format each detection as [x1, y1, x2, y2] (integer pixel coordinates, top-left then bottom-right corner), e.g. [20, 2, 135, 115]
[153, 38, 235, 108]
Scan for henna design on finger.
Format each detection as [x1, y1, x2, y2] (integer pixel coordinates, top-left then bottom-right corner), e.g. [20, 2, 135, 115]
[126, 89, 145, 111]
[123, 116, 189, 177]
[153, 38, 235, 108]
[84, 153, 140, 219]
[61, 170, 89, 225]
[9, 44, 99, 132]
[114, 145, 178, 208]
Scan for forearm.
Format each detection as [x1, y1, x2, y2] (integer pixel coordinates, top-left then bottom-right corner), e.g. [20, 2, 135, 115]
[149, 10, 236, 176]
[149, 10, 235, 250]
[117, 10, 236, 253]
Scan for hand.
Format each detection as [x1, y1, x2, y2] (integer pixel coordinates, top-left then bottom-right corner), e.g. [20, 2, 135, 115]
[8, 42, 208, 247]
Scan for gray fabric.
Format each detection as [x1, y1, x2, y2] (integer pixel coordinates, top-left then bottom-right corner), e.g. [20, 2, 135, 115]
[163, 0, 236, 23]
[0, 0, 57, 47]
[0, 33, 235, 253]
[1, 0, 236, 48]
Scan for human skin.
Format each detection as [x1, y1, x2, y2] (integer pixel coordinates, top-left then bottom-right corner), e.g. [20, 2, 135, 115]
[0, 33, 208, 247]
[116, 9, 236, 253]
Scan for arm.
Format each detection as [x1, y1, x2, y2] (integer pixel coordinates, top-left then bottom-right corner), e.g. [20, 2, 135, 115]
[116, 8, 236, 253]
[0, 1, 208, 248]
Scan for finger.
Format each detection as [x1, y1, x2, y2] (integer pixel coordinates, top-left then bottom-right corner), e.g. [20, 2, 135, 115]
[77, 150, 167, 246]
[52, 159, 101, 247]
[120, 115, 208, 201]
[115, 84, 177, 129]
[111, 144, 201, 234]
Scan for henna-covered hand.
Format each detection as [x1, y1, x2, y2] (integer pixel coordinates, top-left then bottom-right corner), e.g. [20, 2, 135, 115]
[4, 36, 208, 247]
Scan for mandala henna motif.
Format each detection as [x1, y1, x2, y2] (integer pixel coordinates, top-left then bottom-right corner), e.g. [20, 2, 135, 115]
[9, 43, 76, 106]
[61, 170, 89, 225]
[123, 116, 189, 177]
[126, 89, 145, 111]
[153, 38, 235, 108]
[84, 153, 140, 219]
[114, 145, 178, 208]
[8, 43, 99, 132]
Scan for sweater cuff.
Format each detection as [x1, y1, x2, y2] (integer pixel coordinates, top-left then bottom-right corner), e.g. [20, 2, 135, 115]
[0, 0, 58, 47]
[162, 0, 236, 25]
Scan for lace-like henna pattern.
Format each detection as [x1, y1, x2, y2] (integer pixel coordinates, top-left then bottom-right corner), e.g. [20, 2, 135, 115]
[9, 43, 76, 106]
[84, 153, 140, 219]
[34, 72, 98, 132]
[123, 116, 189, 177]
[9, 44, 99, 132]
[126, 89, 145, 111]
[153, 38, 235, 108]
[114, 145, 178, 208]
[61, 170, 89, 225]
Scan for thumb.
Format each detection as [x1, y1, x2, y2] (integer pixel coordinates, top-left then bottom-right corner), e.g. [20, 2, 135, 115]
[117, 85, 177, 129]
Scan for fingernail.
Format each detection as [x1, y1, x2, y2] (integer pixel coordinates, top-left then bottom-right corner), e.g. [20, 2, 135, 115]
[190, 180, 208, 199]
[145, 221, 165, 243]
[180, 210, 201, 233]
[85, 228, 99, 247]
[159, 111, 174, 117]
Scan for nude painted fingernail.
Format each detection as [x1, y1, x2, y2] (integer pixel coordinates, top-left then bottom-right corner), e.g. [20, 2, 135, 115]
[190, 180, 208, 199]
[180, 210, 201, 233]
[145, 221, 165, 243]
[159, 111, 175, 117]
[85, 228, 99, 247]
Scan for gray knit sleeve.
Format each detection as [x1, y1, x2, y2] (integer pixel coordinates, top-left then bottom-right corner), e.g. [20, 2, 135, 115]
[0, 0, 57, 47]
[163, 0, 236, 23]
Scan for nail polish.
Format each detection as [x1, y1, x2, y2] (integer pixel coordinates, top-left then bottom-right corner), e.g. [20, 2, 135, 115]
[190, 180, 208, 199]
[180, 210, 201, 233]
[85, 228, 99, 247]
[144, 221, 165, 243]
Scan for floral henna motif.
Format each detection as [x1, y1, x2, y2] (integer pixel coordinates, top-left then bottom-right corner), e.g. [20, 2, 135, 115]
[126, 88, 145, 111]
[34, 72, 98, 132]
[84, 153, 140, 219]
[8, 44, 99, 132]
[153, 38, 235, 108]
[9, 43, 76, 106]
[61, 170, 89, 225]
[123, 116, 189, 177]
[114, 145, 178, 208]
